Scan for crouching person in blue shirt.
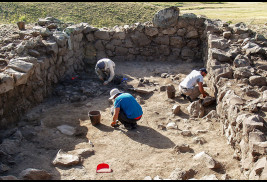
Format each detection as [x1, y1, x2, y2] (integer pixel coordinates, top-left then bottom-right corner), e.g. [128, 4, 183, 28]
[109, 88, 143, 130]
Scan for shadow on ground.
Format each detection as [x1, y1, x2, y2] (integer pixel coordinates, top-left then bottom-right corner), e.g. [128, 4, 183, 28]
[119, 125, 176, 149]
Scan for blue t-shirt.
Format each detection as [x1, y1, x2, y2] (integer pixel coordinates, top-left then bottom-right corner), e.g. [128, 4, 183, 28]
[114, 93, 143, 119]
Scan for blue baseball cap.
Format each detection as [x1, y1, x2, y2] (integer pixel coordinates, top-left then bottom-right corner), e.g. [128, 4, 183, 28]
[97, 61, 105, 69]
[199, 68, 207, 74]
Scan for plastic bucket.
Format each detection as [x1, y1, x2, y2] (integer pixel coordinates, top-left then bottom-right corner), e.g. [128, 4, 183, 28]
[166, 84, 176, 99]
[88, 110, 101, 126]
[167, 90, 175, 99]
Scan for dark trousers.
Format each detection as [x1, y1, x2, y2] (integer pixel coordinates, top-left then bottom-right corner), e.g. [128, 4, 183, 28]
[118, 109, 141, 127]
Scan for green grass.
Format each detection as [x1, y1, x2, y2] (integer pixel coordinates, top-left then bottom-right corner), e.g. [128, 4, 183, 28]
[0, 2, 266, 36]
[0, 2, 159, 27]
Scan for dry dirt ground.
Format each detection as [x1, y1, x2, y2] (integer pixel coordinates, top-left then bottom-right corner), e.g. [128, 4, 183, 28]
[2, 59, 247, 180]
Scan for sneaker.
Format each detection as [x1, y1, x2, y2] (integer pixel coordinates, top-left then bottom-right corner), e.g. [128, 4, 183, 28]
[113, 123, 120, 127]
[195, 97, 200, 101]
[186, 96, 193, 102]
[131, 123, 137, 129]
[181, 94, 187, 100]
[119, 124, 133, 130]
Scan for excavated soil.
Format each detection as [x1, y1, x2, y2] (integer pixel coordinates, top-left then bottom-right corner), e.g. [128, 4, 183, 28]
[2, 59, 246, 180]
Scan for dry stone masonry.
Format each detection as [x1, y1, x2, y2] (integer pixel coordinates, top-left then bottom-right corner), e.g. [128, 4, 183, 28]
[0, 7, 266, 179]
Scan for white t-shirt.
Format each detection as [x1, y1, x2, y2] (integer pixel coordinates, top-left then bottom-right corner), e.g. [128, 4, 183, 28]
[96, 58, 115, 82]
[179, 70, 203, 89]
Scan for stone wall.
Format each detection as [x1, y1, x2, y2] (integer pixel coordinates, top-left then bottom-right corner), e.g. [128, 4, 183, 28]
[0, 8, 266, 179]
[204, 19, 267, 180]
[83, 15, 206, 63]
[0, 23, 87, 127]
[0, 13, 207, 129]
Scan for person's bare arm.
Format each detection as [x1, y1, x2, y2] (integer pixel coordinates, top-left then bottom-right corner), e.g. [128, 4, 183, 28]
[111, 107, 120, 126]
[198, 82, 207, 98]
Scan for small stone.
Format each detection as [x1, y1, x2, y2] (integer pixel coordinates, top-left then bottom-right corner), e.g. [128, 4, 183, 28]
[196, 130, 208, 134]
[221, 174, 230, 180]
[200, 174, 218, 180]
[166, 122, 178, 130]
[153, 175, 162, 180]
[172, 104, 181, 115]
[144, 176, 152, 180]
[193, 137, 207, 145]
[181, 130, 192, 136]
[158, 124, 167, 130]
[173, 144, 191, 153]
[56, 125, 76, 136]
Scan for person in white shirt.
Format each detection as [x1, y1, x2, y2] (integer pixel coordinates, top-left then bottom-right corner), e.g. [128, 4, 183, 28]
[95, 58, 115, 85]
[179, 68, 207, 102]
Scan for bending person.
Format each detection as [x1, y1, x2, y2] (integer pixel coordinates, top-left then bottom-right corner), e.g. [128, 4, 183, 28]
[179, 68, 208, 102]
[95, 58, 115, 85]
[109, 88, 143, 130]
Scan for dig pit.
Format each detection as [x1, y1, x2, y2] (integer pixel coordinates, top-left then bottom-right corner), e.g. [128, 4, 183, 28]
[0, 8, 267, 180]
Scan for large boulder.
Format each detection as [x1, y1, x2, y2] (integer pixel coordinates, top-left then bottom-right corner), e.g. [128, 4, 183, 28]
[193, 151, 221, 169]
[131, 31, 151, 47]
[243, 115, 267, 141]
[152, 7, 180, 28]
[52, 149, 80, 167]
[249, 76, 267, 87]
[233, 54, 250, 68]
[94, 30, 110, 40]
[210, 48, 232, 62]
[233, 66, 254, 79]
[187, 100, 204, 118]
[0, 73, 14, 94]
[169, 168, 195, 180]
[242, 42, 265, 55]
[19, 168, 52, 180]
[209, 38, 229, 50]
[4, 68, 30, 86]
[212, 64, 233, 82]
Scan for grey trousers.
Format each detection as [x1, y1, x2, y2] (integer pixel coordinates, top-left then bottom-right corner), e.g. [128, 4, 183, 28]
[179, 86, 201, 100]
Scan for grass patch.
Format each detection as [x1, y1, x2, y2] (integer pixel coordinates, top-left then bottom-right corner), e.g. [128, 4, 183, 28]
[0, 2, 266, 37]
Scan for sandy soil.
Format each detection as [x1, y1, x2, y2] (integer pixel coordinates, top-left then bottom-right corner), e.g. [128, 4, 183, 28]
[3, 60, 245, 180]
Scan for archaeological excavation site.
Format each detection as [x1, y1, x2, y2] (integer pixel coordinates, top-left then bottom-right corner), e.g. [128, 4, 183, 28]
[0, 7, 266, 180]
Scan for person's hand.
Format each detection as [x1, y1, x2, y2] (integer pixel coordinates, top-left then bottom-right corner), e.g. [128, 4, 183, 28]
[111, 120, 119, 127]
[103, 81, 109, 85]
[111, 121, 117, 127]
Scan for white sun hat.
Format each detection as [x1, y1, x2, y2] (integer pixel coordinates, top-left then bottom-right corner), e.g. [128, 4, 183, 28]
[109, 88, 122, 99]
